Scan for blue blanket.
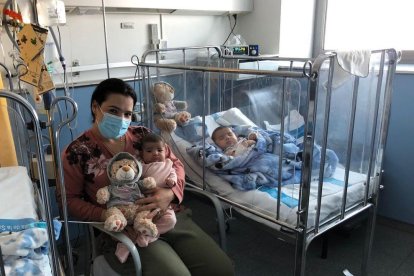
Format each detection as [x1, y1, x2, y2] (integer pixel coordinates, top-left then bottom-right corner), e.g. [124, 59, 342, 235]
[187, 126, 338, 191]
[0, 219, 62, 276]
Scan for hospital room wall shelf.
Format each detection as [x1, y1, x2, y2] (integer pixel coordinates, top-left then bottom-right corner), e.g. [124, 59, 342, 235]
[63, 0, 253, 15]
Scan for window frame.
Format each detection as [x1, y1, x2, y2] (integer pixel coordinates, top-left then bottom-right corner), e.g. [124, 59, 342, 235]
[312, 0, 412, 64]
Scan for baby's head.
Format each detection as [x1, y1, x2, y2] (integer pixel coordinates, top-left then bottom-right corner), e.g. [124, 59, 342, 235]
[211, 126, 238, 150]
[141, 133, 166, 163]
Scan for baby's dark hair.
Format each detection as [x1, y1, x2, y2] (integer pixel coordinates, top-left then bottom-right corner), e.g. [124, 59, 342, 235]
[141, 132, 165, 148]
[211, 126, 232, 142]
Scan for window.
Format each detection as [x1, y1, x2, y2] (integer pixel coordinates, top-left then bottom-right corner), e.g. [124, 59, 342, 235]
[314, 0, 413, 63]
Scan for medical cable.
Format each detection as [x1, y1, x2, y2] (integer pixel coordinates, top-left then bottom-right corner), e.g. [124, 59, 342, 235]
[222, 14, 238, 46]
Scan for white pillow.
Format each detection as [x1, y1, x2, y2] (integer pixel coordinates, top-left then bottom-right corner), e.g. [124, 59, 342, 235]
[204, 115, 221, 136]
[215, 107, 257, 127]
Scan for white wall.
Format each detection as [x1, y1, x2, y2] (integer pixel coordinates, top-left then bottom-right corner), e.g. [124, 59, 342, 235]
[0, 0, 316, 86]
[237, 0, 281, 55]
[51, 13, 230, 84]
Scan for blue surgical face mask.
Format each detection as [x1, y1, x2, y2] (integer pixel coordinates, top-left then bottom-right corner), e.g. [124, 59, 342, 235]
[97, 111, 131, 139]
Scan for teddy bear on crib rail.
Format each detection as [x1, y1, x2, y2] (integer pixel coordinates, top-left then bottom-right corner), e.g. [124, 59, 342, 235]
[96, 152, 158, 238]
[152, 81, 191, 133]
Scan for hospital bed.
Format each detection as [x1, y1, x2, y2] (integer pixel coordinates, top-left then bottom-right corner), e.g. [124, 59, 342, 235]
[0, 90, 61, 275]
[137, 46, 398, 276]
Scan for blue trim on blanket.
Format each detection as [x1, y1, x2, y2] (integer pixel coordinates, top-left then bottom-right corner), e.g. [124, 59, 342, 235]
[0, 219, 62, 240]
[0, 218, 37, 232]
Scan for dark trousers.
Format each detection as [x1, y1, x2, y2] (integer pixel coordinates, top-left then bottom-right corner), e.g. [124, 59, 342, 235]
[99, 209, 235, 276]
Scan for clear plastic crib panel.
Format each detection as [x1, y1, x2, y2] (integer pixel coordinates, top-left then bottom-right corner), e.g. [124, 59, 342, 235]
[139, 48, 396, 230]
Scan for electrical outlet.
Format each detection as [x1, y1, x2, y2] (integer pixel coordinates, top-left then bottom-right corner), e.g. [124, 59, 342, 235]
[72, 59, 80, 77]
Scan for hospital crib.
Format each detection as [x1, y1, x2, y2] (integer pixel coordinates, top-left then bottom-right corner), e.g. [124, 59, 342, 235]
[0, 89, 61, 275]
[137, 46, 398, 275]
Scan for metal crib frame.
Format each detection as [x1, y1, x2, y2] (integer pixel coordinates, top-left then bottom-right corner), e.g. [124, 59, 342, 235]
[0, 90, 61, 275]
[137, 46, 398, 276]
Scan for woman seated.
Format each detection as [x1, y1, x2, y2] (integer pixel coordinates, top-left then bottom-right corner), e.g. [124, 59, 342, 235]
[58, 78, 234, 276]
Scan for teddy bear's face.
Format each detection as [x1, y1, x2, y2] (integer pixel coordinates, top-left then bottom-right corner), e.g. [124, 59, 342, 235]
[153, 83, 174, 103]
[111, 159, 138, 181]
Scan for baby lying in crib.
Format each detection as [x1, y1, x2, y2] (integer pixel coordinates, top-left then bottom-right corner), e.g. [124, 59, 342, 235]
[188, 124, 338, 191]
[211, 126, 258, 157]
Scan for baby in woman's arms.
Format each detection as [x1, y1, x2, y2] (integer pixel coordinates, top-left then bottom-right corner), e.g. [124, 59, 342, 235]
[211, 126, 258, 157]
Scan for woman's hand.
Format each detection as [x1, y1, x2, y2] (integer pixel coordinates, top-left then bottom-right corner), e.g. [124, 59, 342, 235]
[135, 187, 175, 213]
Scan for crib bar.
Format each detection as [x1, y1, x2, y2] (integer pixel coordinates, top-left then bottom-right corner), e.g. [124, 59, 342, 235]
[183, 49, 187, 101]
[201, 72, 207, 190]
[144, 67, 154, 129]
[375, 50, 398, 183]
[341, 76, 360, 219]
[223, 55, 310, 63]
[139, 62, 305, 78]
[364, 51, 386, 205]
[361, 49, 398, 275]
[218, 58, 224, 111]
[294, 68, 323, 276]
[141, 46, 223, 63]
[0, 91, 60, 276]
[0, 246, 5, 276]
[294, 53, 335, 275]
[276, 77, 288, 220]
[49, 96, 78, 276]
[314, 56, 335, 233]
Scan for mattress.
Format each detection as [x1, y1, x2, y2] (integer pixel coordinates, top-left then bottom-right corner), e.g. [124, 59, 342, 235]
[0, 166, 52, 276]
[170, 126, 367, 229]
[0, 166, 38, 228]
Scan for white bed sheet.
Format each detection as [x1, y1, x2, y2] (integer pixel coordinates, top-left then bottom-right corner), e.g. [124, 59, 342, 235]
[171, 132, 367, 228]
[0, 166, 38, 222]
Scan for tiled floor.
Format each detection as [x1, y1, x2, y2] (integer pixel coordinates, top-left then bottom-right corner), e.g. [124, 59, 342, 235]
[69, 193, 414, 276]
[184, 193, 414, 276]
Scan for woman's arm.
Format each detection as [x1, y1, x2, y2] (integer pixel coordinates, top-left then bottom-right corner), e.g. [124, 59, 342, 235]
[57, 150, 106, 222]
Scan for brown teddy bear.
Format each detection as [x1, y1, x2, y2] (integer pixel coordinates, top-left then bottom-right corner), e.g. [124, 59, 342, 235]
[96, 152, 158, 238]
[152, 81, 191, 133]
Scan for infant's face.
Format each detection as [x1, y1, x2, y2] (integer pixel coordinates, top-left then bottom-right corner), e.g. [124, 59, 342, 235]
[213, 128, 238, 150]
[142, 141, 166, 163]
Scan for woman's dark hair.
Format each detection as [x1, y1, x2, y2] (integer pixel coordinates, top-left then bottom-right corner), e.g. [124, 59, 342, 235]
[90, 78, 137, 122]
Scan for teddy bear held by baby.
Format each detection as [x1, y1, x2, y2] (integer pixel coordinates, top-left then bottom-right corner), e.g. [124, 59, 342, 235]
[96, 152, 158, 238]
